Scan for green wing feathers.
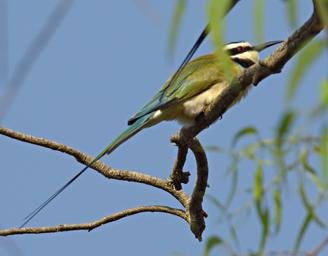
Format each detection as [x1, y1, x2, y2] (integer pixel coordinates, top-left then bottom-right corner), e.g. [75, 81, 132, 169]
[128, 54, 227, 125]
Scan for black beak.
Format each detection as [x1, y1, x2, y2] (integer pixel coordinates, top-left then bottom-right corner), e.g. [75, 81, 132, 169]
[253, 40, 284, 52]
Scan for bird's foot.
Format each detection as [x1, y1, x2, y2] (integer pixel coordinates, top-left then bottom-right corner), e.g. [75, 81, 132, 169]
[168, 171, 190, 190]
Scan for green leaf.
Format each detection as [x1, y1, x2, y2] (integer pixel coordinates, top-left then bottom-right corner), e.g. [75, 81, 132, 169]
[300, 149, 323, 191]
[254, 161, 264, 203]
[293, 213, 312, 252]
[259, 208, 270, 253]
[254, 161, 270, 252]
[273, 189, 282, 234]
[286, 0, 298, 28]
[300, 149, 316, 175]
[206, 195, 240, 248]
[253, 0, 265, 42]
[225, 159, 239, 208]
[320, 79, 328, 108]
[275, 110, 295, 149]
[299, 181, 325, 228]
[232, 126, 259, 147]
[207, 194, 227, 213]
[317, 0, 328, 29]
[321, 126, 328, 189]
[286, 39, 324, 101]
[205, 145, 224, 152]
[167, 0, 186, 57]
[204, 235, 223, 256]
[229, 225, 240, 248]
[207, 0, 234, 80]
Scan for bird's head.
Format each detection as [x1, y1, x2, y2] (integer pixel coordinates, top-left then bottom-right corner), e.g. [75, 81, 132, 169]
[224, 40, 283, 68]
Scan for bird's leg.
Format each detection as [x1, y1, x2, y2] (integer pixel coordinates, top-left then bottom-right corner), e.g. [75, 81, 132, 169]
[168, 134, 190, 190]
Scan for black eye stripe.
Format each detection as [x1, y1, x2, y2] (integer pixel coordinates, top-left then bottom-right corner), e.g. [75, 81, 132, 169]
[232, 58, 255, 68]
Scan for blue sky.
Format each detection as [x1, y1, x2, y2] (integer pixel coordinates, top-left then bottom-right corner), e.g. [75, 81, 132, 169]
[0, 1, 327, 255]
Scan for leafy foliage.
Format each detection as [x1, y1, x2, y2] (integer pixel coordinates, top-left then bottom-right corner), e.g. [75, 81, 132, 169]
[166, 0, 327, 255]
[253, 0, 265, 42]
[167, 0, 186, 58]
[286, 39, 324, 101]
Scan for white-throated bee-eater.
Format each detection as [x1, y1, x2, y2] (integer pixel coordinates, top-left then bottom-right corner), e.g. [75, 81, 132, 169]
[21, 40, 283, 227]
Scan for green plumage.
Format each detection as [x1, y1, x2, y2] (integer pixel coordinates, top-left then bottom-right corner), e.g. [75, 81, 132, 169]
[109, 54, 240, 154]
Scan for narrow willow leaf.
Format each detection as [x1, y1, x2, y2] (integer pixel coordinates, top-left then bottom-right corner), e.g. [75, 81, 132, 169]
[317, 0, 328, 29]
[229, 225, 240, 248]
[293, 213, 312, 252]
[300, 149, 323, 191]
[287, 39, 324, 101]
[254, 162, 264, 203]
[299, 181, 325, 228]
[275, 110, 295, 149]
[320, 79, 328, 108]
[321, 126, 328, 189]
[207, 0, 234, 80]
[273, 189, 282, 234]
[287, 0, 298, 27]
[232, 126, 259, 147]
[300, 149, 316, 174]
[258, 208, 270, 253]
[167, 0, 186, 57]
[253, 161, 270, 252]
[206, 195, 240, 248]
[225, 161, 238, 208]
[205, 145, 224, 152]
[253, 0, 265, 42]
[207, 194, 227, 213]
[204, 235, 223, 256]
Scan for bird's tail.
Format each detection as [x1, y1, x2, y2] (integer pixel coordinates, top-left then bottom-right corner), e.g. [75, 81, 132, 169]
[105, 114, 151, 155]
[20, 114, 152, 228]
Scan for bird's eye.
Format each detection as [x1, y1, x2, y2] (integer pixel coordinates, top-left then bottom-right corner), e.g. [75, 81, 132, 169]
[237, 46, 244, 52]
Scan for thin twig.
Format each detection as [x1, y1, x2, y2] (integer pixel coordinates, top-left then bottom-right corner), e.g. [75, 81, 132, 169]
[0, 205, 188, 236]
[308, 234, 328, 256]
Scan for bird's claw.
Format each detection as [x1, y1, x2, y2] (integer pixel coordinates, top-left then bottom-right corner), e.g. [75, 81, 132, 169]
[168, 171, 190, 190]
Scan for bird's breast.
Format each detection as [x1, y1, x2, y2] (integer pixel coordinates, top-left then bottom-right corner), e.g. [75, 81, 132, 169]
[147, 80, 250, 128]
[178, 82, 229, 126]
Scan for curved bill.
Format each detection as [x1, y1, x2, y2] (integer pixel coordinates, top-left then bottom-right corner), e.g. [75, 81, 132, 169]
[253, 40, 284, 52]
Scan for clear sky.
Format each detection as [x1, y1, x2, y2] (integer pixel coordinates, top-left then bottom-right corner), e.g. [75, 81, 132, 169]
[0, 1, 327, 255]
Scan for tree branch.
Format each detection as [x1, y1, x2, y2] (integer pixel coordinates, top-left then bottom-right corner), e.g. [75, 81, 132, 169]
[0, 205, 188, 236]
[0, 127, 190, 209]
[187, 137, 208, 241]
[170, 133, 209, 241]
[168, 0, 324, 241]
[181, 1, 323, 140]
[169, 134, 190, 190]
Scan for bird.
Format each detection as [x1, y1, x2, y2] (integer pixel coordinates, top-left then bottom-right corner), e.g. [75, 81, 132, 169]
[20, 40, 283, 227]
